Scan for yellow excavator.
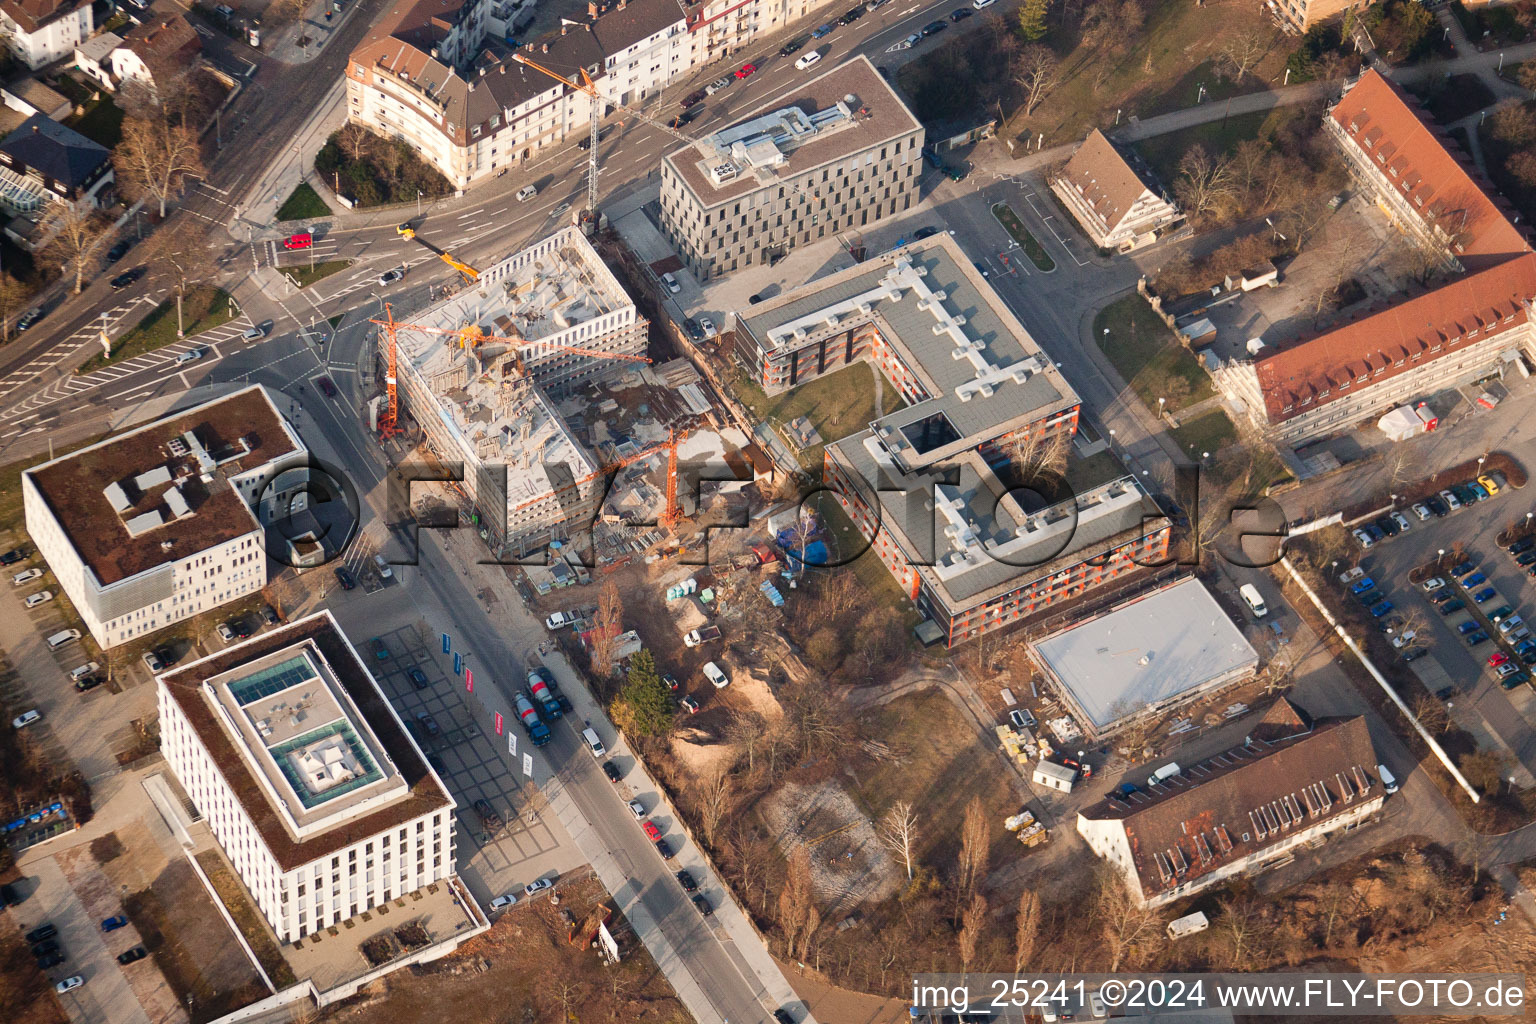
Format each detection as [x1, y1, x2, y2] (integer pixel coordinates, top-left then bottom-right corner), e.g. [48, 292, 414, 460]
[396, 222, 480, 283]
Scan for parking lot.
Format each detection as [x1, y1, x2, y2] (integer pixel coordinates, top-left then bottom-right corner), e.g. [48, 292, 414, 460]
[1335, 479, 1536, 781]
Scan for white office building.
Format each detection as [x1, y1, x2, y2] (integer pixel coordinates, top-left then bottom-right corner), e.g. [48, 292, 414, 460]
[22, 386, 309, 649]
[158, 612, 459, 943]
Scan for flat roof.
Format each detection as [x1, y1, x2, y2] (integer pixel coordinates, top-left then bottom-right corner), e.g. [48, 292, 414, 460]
[160, 612, 451, 870]
[740, 235, 1079, 464]
[25, 386, 300, 586]
[1032, 578, 1258, 731]
[663, 56, 921, 208]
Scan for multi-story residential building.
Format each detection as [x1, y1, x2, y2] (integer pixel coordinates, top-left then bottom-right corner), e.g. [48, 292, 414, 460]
[734, 233, 1171, 646]
[110, 13, 201, 100]
[347, 0, 690, 189]
[1269, 0, 1360, 35]
[684, 0, 835, 64]
[0, 0, 91, 69]
[22, 386, 310, 649]
[1214, 70, 1536, 446]
[157, 611, 466, 944]
[1078, 700, 1385, 907]
[0, 114, 112, 217]
[1051, 129, 1182, 253]
[385, 226, 647, 555]
[659, 56, 922, 280]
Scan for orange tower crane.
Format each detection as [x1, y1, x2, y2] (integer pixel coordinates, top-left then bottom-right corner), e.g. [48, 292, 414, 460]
[377, 302, 403, 439]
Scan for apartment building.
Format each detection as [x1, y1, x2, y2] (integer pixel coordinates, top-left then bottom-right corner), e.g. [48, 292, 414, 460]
[1268, 0, 1360, 35]
[735, 234, 1171, 646]
[347, 0, 689, 189]
[1078, 700, 1384, 907]
[385, 226, 647, 555]
[22, 386, 309, 649]
[0, 0, 91, 69]
[158, 612, 462, 943]
[1215, 71, 1536, 446]
[659, 57, 923, 280]
[685, 0, 837, 64]
[1051, 129, 1182, 253]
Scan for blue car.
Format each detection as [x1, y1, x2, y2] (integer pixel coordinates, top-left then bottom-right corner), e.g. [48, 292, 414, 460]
[1469, 482, 1491, 501]
[1466, 630, 1490, 646]
[1452, 560, 1477, 577]
[1518, 639, 1536, 656]
[1460, 572, 1487, 589]
[1458, 621, 1481, 635]
[1350, 578, 1375, 595]
[811, 22, 833, 36]
[1365, 524, 1387, 542]
[1369, 600, 1394, 617]
[1474, 588, 1498, 604]
[101, 915, 128, 932]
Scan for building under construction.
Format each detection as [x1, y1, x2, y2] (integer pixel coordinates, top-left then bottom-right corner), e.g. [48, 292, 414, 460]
[384, 226, 649, 554]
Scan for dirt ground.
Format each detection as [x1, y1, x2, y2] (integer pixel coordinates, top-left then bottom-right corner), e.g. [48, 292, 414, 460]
[319, 875, 684, 1024]
[761, 780, 901, 916]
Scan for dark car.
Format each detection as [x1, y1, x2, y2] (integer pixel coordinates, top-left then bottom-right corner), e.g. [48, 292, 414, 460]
[602, 760, 622, 783]
[370, 637, 389, 659]
[774, 1012, 796, 1024]
[36, 951, 64, 968]
[1474, 587, 1498, 604]
[670, 108, 702, 129]
[1430, 589, 1455, 604]
[1401, 648, 1428, 662]
[1466, 630, 1490, 647]
[1451, 559, 1477, 577]
[1489, 605, 1515, 622]
[106, 239, 133, 264]
[1519, 550, 1536, 567]
[473, 798, 497, 821]
[74, 674, 102, 693]
[1460, 572, 1487, 589]
[333, 566, 356, 590]
[779, 37, 804, 55]
[913, 226, 941, 239]
[691, 894, 713, 916]
[684, 317, 703, 340]
[31, 939, 58, 957]
[15, 309, 42, 332]
[416, 710, 439, 736]
[1424, 496, 1449, 517]
[575, 127, 612, 150]
[921, 19, 947, 34]
[25, 924, 55, 944]
[675, 869, 698, 892]
[1439, 599, 1466, 615]
[654, 837, 675, 859]
[109, 267, 146, 290]
[811, 22, 834, 37]
[315, 376, 337, 398]
[949, 6, 972, 18]
[1353, 586, 1377, 604]
[1368, 600, 1394, 617]
[839, 5, 863, 23]
[1363, 523, 1386, 543]
[262, 604, 279, 625]
[1435, 685, 1459, 700]
[0, 546, 27, 565]
[1373, 515, 1399, 538]
[101, 915, 128, 932]
[681, 88, 707, 108]
[117, 946, 148, 965]
[1511, 537, 1536, 556]
[409, 667, 430, 689]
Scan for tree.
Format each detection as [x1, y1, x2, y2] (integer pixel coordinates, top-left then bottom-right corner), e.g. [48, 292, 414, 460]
[1461, 749, 1514, 794]
[617, 650, 673, 736]
[1174, 145, 1235, 221]
[113, 116, 204, 218]
[1012, 46, 1059, 120]
[955, 795, 990, 919]
[699, 768, 732, 847]
[778, 848, 816, 959]
[1507, 151, 1536, 190]
[0, 272, 32, 341]
[878, 800, 920, 880]
[1013, 890, 1041, 973]
[1519, 60, 1536, 96]
[958, 892, 988, 973]
[728, 710, 769, 772]
[591, 578, 622, 677]
[1017, 0, 1049, 40]
[1097, 869, 1161, 971]
[1006, 427, 1070, 486]
[1217, 893, 1266, 969]
[853, 608, 903, 681]
[40, 203, 106, 295]
[1412, 693, 1451, 736]
[1219, 30, 1272, 81]
[1490, 104, 1536, 147]
[144, 219, 205, 339]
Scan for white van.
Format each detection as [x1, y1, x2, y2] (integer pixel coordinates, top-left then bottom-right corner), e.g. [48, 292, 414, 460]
[68, 662, 99, 682]
[794, 51, 822, 70]
[1239, 583, 1268, 618]
[581, 727, 606, 758]
[46, 628, 81, 650]
[1378, 763, 1398, 794]
[516, 184, 537, 202]
[373, 554, 393, 579]
[972, 0, 996, 7]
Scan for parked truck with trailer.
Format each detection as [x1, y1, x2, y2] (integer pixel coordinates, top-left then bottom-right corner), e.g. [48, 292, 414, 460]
[514, 692, 552, 746]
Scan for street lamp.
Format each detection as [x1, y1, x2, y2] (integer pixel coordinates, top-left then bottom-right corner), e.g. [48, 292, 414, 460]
[417, 189, 424, 217]
[1158, 397, 1166, 418]
[1438, 547, 1446, 567]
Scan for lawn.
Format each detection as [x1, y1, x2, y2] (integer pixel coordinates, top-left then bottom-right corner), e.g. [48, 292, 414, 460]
[281, 259, 351, 288]
[1133, 109, 1275, 185]
[1406, 74, 1495, 124]
[809, 490, 924, 630]
[1093, 295, 1214, 414]
[276, 183, 330, 222]
[733, 362, 904, 470]
[1168, 409, 1237, 458]
[195, 851, 298, 987]
[992, 204, 1056, 271]
[65, 95, 124, 148]
[76, 286, 233, 373]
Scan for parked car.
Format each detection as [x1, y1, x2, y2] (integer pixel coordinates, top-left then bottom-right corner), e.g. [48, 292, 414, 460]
[1402, 648, 1428, 662]
[0, 546, 26, 565]
[1439, 599, 1466, 615]
[110, 267, 146, 289]
[1368, 600, 1394, 617]
[415, 710, 439, 736]
[1350, 577, 1376, 595]
[334, 566, 356, 590]
[654, 838, 675, 859]
[36, 952, 64, 969]
[1411, 502, 1432, 521]
[628, 800, 646, 820]
[408, 667, 430, 689]
[16, 309, 42, 332]
[691, 894, 713, 916]
[54, 976, 83, 994]
[703, 661, 729, 688]
[949, 6, 972, 18]
[679, 695, 700, 713]
[489, 894, 518, 911]
[1479, 473, 1503, 496]
[921, 18, 947, 34]
[602, 760, 622, 783]
[1492, 606, 1517, 622]
[1510, 537, 1536, 556]
[102, 915, 128, 932]
[23, 590, 53, 609]
[1390, 511, 1411, 532]
[1425, 496, 1450, 517]
[1466, 630, 1490, 647]
[839, 4, 864, 21]
[25, 924, 56, 944]
[31, 939, 59, 957]
[642, 821, 663, 842]
[370, 637, 389, 659]
[1373, 515, 1400, 538]
[1422, 577, 1445, 592]
[1467, 481, 1491, 502]
[523, 878, 553, 896]
[1430, 589, 1456, 604]
[117, 946, 148, 965]
[74, 675, 102, 693]
[11, 567, 42, 586]
[1460, 572, 1487, 589]
[12, 709, 40, 729]
[1365, 523, 1387, 543]
[1489, 651, 1511, 668]
[1351, 527, 1375, 548]
[1474, 587, 1498, 604]
[1391, 631, 1418, 648]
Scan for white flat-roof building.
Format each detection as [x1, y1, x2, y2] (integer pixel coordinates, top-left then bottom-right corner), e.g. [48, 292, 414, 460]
[1030, 577, 1259, 738]
[23, 386, 309, 649]
[158, 612, 461, 944]
[387, 226, 647, 554]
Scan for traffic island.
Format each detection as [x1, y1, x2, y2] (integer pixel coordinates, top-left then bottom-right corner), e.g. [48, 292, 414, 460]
[991, 203, 1056, 271]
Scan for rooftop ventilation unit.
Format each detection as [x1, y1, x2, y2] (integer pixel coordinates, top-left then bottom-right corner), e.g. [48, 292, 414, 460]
[709, 162, 739, 185]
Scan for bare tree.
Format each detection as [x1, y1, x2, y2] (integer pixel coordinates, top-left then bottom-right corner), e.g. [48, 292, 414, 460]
[777, 848, 816, 960]
[113, 116, 204, 218]
[1013, 890, 1041, 972]
[1006, 427, 1071, 485]
[1461, 749, 1514, 794]
[699, 768, 732, 847]
[590, 578, 622, 677]
[1412, 693, 1451, 736]
[1012, 46, 1059, 121]
[1217, 893, 1266, 969]
[1219, 30, 1271, 81]
[1097, 869, 1161, 971]
[1519, 60, 1536, 96]
[955, 795, 991, 919]
[144, 218, 206, 339]
[878, 800, 920, 880]
[40, 203, 106, 295]
[958, 892, 988, 973]
[728, 710, 769, 772]
[1174, 145, 1235, 221]
[0, 272, 33, 341]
